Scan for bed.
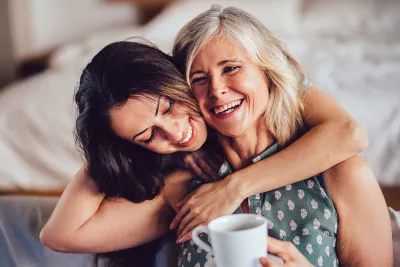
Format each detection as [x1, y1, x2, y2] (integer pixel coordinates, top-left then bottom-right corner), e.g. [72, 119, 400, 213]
[1, 0, 399, 194]
[0, 0, 399, 265]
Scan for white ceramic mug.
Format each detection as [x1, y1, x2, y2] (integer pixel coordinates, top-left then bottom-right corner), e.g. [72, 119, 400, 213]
[192, 214, 268, 267]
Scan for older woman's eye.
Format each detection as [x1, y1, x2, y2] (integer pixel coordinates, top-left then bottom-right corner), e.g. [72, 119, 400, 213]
[191, 76, 208, 85]
[223, 66, 240, 74]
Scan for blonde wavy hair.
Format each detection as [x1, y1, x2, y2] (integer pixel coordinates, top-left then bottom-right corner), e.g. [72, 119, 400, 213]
[173, 5, 310, 145]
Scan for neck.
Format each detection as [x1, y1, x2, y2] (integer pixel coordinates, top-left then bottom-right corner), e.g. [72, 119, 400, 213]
[219, 119, 275, 170]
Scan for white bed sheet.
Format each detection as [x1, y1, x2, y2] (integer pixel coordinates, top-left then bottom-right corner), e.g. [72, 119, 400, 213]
[0, 0, 399, 191]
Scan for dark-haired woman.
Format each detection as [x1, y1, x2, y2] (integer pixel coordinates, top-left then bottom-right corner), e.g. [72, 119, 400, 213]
[40, 37, 377, 266]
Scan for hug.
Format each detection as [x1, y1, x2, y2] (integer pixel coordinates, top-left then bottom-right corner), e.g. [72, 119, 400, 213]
[40, 5, 393, 267]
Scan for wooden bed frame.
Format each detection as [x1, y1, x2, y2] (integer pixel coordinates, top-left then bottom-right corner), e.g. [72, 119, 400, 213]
[2, 185, 399, 210]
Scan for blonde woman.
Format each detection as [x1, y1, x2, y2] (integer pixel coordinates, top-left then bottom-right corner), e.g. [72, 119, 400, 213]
[40, 9, 388, 267]
[171, 5, 392, 267]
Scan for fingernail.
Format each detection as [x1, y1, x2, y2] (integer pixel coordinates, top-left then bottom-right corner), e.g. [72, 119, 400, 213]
[176, 238, 183, 244]
[259, 257, 267, 264]
[176, 202, 182, 207]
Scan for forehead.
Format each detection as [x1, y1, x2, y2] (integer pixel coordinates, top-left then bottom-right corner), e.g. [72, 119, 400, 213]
[192, 35, 252, 69]
[110, 95, 159, 137]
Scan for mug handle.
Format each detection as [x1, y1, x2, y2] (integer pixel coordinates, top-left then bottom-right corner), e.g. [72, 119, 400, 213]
[192, 225, 213, 254]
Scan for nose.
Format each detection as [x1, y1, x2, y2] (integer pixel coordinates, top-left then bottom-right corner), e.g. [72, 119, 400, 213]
[159, 116, 185, 143]
[209, 76, 228, 98]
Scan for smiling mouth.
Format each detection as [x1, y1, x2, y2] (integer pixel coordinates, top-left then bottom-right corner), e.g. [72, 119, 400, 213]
[179, 123, 193, 145]
[178, 119, 195, 147]
[213, 99, 244, 115]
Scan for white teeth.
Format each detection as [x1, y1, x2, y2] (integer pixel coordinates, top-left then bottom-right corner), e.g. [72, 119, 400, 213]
[213, 100, 242, 115]
[179, 124, 193, 144]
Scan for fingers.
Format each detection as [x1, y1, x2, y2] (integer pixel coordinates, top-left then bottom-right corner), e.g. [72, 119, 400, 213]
[198, 158, 217, 178]
[177, 216, 204, 243]
[259, 257, 279, 267]
[170, 203, 190, 230]
[177, 231, 193, 244]
[177, 212, 196, 238]
[176, 192, 193, 207]
[184, 154, 209, 180]
[267, 237, 301, 262]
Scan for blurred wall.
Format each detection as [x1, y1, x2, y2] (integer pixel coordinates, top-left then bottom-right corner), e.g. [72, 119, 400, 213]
[8, 0, 138, 60]
[0, 0, 16, 87]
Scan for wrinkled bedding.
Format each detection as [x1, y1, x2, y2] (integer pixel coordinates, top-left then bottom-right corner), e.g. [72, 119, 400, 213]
[0, 0, 399, 192]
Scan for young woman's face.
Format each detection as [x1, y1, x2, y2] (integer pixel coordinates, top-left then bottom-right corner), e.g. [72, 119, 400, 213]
[189, 35, 270, 138]
[110, 94, 207, 154]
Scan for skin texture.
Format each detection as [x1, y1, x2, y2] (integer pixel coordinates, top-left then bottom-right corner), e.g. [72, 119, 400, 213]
[110, 94, 207, 154]
[175, 35, 392, 265]
[41, 37, 375, 264]
[259, 237, 314, 267]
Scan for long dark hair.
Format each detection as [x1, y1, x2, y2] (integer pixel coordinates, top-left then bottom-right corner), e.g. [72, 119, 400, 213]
[74, 41, 207, 267]
[75, 40, 202, 203]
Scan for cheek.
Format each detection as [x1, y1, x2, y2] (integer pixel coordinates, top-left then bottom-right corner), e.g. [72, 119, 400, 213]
[192, 89, 208, 112]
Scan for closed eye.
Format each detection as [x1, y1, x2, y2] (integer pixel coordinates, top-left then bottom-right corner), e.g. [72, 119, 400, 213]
[162, 98, 175, 115]
[191, 76, 208, 85]
[223, 65, 240, 74]
[144, 128, 155, 145]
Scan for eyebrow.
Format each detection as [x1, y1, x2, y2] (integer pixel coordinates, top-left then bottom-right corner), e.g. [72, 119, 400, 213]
[132, 96, 161, 141]
[189, 59, 241, 78]
[155, 95, 161, 116]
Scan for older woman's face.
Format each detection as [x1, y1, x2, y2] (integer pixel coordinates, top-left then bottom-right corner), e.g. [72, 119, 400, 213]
[190, 35, 269, 137]
[110, 94, 207, 154]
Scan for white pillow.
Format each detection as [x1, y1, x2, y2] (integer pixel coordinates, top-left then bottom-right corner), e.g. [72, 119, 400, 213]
[300, 0, 400, 42]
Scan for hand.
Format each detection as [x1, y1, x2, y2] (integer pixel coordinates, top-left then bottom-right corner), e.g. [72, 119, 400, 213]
[169, 177, 242, 243]
[183, 149, 220, 180]
[259, 237, 313, 267]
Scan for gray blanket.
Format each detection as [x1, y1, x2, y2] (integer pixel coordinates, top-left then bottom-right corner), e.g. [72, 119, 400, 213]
[1, 196, 399, 267]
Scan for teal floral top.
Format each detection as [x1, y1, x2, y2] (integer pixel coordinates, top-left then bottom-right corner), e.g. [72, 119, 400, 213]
[177, 144, 339, 267]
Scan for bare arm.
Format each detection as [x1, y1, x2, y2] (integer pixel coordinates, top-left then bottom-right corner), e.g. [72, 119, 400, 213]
[171, 85, 370, 241]
[40, 166, 191, 253]
[324, 156, 392, 266]
[230, 85, 368, 198]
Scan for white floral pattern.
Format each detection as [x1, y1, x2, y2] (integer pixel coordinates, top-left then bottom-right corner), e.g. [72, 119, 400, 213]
[298, 189, 305, 199]
[311, 199, 318, 209]
[325, 246, 330, 256]
[253, 155, 261, 162]
[277, 210, 284, 220]
[288, 200, 295, 210]
[256, 207, 261, 215]
[318, 256, 323, 266]
[324, 209, 331, 219]
[320, 187, 327, 198]
[302, 228, 310, 235]
[267, 220, 274, 229]
[301, 208, 308, 219]
[316, 235, 323, 245]
[290, 220, 297, 231]
[279, 230, 287, 239]
[313, 218, 321, 229]
[306, 244, 313, 254]
[180, 144, 339, 267]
